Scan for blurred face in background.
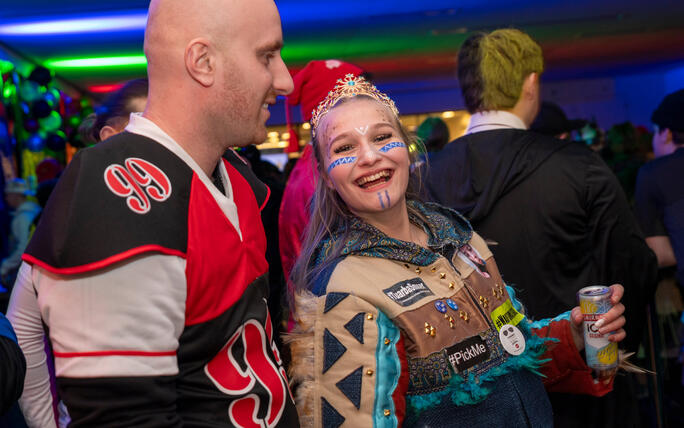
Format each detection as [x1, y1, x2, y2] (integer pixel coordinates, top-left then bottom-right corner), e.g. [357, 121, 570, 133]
[652, 125, 675, 158]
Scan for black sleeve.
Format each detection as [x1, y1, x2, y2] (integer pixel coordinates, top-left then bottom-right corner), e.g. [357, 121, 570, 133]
[585, 153, 658, 352]
[634, 166, 668, 237]
[0, 315, 26, 415]
[56, 376, 182, 427]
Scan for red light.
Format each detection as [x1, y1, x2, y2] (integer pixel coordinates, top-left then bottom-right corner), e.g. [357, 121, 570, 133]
[89, 83, 124, 93]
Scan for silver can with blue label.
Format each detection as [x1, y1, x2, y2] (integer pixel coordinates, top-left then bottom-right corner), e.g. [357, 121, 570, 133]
[578, 286, 618, 380]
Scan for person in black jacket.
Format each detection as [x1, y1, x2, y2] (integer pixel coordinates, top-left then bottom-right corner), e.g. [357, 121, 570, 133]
[0, 312, 25, 415]
[424, 28, 657, 428]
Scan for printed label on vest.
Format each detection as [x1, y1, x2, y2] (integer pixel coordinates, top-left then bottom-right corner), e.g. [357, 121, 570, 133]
[491, 299, 525, 332]
[446, 335, 490, 373]
[383, 278, 434, 306]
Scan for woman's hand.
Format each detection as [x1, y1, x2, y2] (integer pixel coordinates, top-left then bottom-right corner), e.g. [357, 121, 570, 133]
[570, 284, 626, 351]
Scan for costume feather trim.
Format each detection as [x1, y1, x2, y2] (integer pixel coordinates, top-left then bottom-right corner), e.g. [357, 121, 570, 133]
[407, 319, 552, 414]
[283, 291, 319, 427]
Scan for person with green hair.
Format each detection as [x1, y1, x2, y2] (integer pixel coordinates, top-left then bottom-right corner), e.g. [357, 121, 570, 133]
[424, 28, 657, 428]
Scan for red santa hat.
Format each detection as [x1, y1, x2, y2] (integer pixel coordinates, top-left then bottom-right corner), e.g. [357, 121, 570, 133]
[285, 60, 364, 152]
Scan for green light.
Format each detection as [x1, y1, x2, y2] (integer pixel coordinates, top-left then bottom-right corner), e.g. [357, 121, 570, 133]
[44, 55, 147, 69]
[2, 83, 15, 100]
[0, 59, 14, 74]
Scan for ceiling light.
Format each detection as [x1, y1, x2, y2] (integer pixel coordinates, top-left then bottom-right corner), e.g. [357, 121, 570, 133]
[0, 13, 147, 36]
[44, 55, 147, 69]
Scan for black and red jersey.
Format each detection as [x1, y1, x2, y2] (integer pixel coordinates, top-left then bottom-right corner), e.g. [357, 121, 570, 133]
[23, 132, 299, 427]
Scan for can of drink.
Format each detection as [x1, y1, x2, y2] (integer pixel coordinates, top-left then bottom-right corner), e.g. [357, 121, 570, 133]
[578, 286, 618, 378]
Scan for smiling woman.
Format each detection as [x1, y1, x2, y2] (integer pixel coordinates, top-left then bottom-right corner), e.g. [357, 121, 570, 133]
[285, 75, 628, 427]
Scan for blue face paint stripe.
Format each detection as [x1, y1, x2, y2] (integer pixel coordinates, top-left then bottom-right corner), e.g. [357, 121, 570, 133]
[327, 156, 356, 174]
[378, 141, 406, 153]
[384, 190, 390, 207]
[378, 192, 385, 209]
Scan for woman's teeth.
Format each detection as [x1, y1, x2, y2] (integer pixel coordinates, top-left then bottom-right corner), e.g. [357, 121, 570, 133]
[356, 170, 391, 187]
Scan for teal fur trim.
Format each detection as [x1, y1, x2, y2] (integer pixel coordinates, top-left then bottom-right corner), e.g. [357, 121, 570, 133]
[505, 285, 524, 313]
[374, 311, 401, 428]
[528, 310, 572, 330]
[408, 296, 556, 413]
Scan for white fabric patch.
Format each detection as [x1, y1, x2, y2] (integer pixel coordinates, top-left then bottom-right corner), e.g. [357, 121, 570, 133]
[499, 324, 525, 356]
[325, 60, 342, 69]
[33, 254, 187, 378]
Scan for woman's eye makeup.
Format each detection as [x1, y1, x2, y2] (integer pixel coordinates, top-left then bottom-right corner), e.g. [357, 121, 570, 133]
[333, 143, 354, 154]
[374, 133, 392, 142]
[378, 141, 407, 153]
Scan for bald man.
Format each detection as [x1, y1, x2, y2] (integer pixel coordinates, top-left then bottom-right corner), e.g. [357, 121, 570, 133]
[7, 0, 299, 426]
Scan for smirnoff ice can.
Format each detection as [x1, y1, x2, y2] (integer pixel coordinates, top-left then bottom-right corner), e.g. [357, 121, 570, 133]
[578, 286, 618, 378]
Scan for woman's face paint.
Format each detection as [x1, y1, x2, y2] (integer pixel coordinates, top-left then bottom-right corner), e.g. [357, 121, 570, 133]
[376, 189, 390, 209]
[327, 156, 356, 174]
[318, 97, 410, 218]
[378, 141, 406, 153]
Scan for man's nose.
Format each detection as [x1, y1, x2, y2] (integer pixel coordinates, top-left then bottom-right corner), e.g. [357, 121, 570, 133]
[273, 56, 294, 96]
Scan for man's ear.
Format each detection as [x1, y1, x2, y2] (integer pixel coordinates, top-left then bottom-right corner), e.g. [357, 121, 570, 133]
[99, 125, 121, 142]
[522, 72, 539, 101]
[185, 38, 214, 87]
[663, 128, 674, 144]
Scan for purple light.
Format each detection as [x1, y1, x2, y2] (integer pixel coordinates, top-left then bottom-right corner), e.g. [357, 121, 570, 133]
[0, 13, 147, 36]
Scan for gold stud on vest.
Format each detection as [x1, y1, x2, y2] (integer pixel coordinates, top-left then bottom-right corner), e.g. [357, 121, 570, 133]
[440, 272, 446, 279]
[424, 322, 436, 336]
[415, 267, 422, 274]
[459, 310, 469, 322]
[367, 313, 374, 320]
[479, 296, 489, 308]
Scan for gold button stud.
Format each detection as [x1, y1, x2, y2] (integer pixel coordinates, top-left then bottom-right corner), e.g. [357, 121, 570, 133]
[384, 338, 391, 345]
[431, 266, 437, 272]
[440, 272, 446, 279]
[384, 409, 391, 417]
[366, 369, 374, 376]
[415, 267, 421, 274]
[449, 281, 455, 289]
[367, 313, 374, 320]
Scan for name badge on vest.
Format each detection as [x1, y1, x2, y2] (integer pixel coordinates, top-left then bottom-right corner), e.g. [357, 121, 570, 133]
[383, 278, 434, 307]
[446, 335, 491, 373]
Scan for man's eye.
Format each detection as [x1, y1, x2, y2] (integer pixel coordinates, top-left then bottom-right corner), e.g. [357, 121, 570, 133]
[262, 53, 274, 65]
[333, 144, 353, 154]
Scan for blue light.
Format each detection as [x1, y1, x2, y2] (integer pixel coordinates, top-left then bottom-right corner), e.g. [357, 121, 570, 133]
[0, 13, 147, 36]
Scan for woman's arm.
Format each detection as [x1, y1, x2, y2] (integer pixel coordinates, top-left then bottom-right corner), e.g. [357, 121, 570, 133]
[531, 284, 625, 396]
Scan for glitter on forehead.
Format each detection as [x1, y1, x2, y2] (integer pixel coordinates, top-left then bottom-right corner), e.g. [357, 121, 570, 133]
[311, 74, 399, 138]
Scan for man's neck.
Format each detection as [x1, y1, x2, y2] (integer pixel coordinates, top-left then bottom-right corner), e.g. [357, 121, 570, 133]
[142, 110, 222, 177]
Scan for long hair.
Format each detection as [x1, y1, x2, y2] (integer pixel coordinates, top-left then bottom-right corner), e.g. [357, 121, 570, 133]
[290, 95, 425, 303]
